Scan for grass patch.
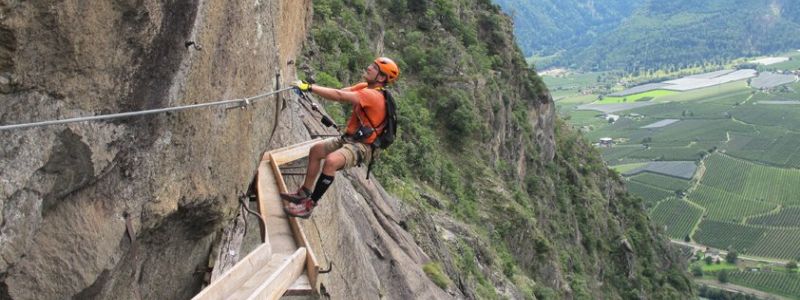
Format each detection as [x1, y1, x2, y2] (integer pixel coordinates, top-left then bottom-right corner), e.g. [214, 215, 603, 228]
[599, 90, 677, 104]
[423, 262, 453, 289]
[657, 81, 750, 103]
[611, 162, 647, 173]
[556, 94, 597, 105]
[694, 261, 739, 272]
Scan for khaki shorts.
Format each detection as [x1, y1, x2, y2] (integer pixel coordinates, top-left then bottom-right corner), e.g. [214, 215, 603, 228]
[321, 137, 373, 169]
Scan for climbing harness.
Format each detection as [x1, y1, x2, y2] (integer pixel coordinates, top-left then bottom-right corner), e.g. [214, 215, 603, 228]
[0, 86, 295, 131]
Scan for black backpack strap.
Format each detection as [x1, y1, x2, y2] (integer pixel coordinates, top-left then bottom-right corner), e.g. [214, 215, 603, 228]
[366, 145, 375, 179]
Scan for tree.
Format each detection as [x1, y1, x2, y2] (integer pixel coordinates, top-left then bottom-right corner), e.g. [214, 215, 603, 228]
[717, 269, 729, 283]
[725, 251, 738, 264]
[787, 261, 798, 272]
[704, 256, 714, 265]
[683, 235, 691, 242]
[691, 265, 703, 277]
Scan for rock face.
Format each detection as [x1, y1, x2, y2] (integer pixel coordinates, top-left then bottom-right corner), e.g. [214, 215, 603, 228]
[0, 1, 314, 299]
[0, 1, 461, 299]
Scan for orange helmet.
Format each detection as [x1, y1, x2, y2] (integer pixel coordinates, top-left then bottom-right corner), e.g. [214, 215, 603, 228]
[374, 57, 399, 84]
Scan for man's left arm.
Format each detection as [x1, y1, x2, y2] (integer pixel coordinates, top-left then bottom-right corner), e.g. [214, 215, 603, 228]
[310, 85, 361, 106]
[294, 80, 360, 106]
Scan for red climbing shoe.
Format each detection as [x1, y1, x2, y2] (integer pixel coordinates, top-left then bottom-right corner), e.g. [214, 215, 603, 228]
[280, 187, 311, 204]
[283, 198, 316, 219]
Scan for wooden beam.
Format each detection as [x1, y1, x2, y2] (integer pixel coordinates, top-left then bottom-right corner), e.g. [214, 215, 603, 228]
[269, 158, 321, 291]
[192, 243, 273, 300]
[245, 248, 308, 300]
[285, 274, 313, 295]
[255, 161, 277, 243]
[269, 138, 322, 166]
[261, 138, 322, 162]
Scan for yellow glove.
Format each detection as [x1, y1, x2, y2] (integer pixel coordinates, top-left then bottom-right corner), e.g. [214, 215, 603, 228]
[292, 80, 312, 92]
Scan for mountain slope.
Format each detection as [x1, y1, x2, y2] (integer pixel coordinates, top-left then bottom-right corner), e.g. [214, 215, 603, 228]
[499, 0, 800, 71]
[300, 0, 693, 298]
[493, 0, 640, 57]
[574, 0, 800, 71]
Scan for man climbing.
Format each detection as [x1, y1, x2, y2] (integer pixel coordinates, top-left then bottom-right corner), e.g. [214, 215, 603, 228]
[282, 57, 400, 218]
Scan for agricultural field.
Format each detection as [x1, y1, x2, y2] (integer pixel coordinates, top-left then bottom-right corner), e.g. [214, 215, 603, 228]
[731, 101, 800, 132]
[699, 154, 800, 206]
[656, 81, 752, 103]
[724, 130, 800, 168]
[576, 101, 658, 114]
[761, 51, 800, 71]
[630, 172, 691, 191]
[693, 220, 764, 255]
[599, 89, 677, 103]
[543, 71, 602, 92]
[688, 185, 777, 222]
[623, 161, 697, 179]
[750, 72, 797, 89]
[610, 162, 647, 173]
[555, 59, 800, 299]
[650, 198, 703, 239]
[728, 271, 800, 300]
[747, 206, 800, 228]
[694, 219, 800, 260]
[627, 181, 673, 208]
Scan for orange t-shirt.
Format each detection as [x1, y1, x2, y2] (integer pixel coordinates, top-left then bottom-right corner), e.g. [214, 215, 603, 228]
[345, 83, 386, 144]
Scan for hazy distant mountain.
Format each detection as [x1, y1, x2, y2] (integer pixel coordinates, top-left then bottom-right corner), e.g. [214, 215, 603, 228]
[498, 0, 800, 71]
[494, 0, 641, 57]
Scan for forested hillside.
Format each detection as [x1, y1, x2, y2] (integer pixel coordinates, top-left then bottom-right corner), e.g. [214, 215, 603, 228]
[500, 0, 800, 71]
[575, 0, 800, 71]
[298, 0, 693, 298]
[493, 0, 640, 58]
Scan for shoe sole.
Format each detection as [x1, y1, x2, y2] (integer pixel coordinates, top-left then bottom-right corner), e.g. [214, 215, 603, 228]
[280, 193, 306, 204]
[282, 206, 312, 219]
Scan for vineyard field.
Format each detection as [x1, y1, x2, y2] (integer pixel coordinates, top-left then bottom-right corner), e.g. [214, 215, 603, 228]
[729, 271, 800, 300]
[694, 219, 800, 260]
[689, 185, 777, 222]
[627, 181, 673, 208]
[624, 161, 697, 179]
[693, 220, 764, 254]
[747, 229, 800, 260]
[625, 146, 708, 161]
[649, 119, 753, 144]
[724, 131, 800, 168]
[699, 154, 800, 205]
[630, 173, 691, 191]
[731, 101, 800, 131]
[650, 198, 703, 239]
[747, 206, 800, 228]
[698, 154, 752, 195]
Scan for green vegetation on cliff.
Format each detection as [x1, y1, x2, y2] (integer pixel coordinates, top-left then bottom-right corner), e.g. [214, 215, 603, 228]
[300, 0, 692, 298]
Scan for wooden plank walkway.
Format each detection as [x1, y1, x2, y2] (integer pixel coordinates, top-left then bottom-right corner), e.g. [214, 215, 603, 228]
[193, 139, 323, 300]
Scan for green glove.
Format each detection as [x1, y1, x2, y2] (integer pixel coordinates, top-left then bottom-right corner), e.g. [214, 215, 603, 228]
[292, 80, 312, 92]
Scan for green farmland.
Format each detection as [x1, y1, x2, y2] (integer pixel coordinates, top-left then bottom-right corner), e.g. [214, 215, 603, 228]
[553, 63, 800, 298]
[729, 271, 800, 300]
[700, 154, 800, 206]
[650, 198, 703, 239]
[599, 90, 677, 104]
